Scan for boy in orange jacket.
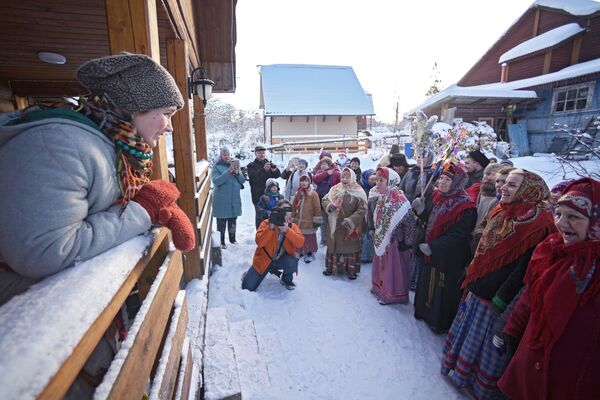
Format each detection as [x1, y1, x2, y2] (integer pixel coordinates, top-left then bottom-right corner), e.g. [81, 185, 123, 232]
[242, 200, 305, 291]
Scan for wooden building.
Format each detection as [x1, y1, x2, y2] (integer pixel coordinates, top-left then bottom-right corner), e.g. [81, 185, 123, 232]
[259, 64, 374, 152]
[408, 0, 600, 154]
[0, 1, 236, 398]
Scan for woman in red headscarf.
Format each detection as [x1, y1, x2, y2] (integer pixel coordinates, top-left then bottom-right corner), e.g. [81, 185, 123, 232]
[441, 169, 555, 400]
[413, 161, 477, 333]
[497, 177, 600, 400]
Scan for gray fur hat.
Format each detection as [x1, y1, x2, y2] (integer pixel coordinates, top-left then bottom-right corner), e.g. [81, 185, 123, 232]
[77, 52, 184, 115]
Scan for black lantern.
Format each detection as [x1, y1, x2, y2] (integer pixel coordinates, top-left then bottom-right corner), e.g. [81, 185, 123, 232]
[188, 66, 215, 106]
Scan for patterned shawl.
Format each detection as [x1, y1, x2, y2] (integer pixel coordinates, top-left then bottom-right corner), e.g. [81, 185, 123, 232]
[524, 178, 600, 362]
[323, 167, 368, 238]
[463, 170, 555, 287]
[369, 168, 411, 256]
[426, 163, 475, 243]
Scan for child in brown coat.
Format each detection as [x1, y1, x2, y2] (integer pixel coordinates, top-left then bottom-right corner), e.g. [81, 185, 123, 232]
[292, 174, 322, 263]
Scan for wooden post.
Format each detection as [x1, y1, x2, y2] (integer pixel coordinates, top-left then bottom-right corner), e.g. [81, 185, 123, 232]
[543, 49, 552, 74]
[193, 98, 208, 161]
[105, 0, 169, 181]
[167, 39, 203, 281]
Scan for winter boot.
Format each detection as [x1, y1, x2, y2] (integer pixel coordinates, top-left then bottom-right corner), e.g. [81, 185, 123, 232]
[229, 231, 237, 245]
[220, 231, 227, 250]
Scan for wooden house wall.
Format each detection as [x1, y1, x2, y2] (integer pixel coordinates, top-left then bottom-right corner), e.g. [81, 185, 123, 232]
[459, 8, 600, 87]
[270, 116, 357, 141]
[579, 16, 600, 62]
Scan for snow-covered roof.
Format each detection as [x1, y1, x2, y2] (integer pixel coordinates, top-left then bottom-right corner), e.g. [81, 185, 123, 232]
[499, 23, 585, 63]
[408, 57, 600, 114]
[534, 0, 600, 16]
[260, 64, 375, 116]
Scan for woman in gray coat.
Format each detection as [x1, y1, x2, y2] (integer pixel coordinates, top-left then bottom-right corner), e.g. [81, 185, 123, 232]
[212, 146, 246, 248]
[0, 53, 194, 306]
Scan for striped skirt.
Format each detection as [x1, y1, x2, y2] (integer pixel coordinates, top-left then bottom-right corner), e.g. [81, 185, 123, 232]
[440, 292, 510, 400]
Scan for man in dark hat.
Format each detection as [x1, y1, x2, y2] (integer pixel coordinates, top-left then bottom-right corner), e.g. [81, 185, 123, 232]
[464, 149, 490, 201]
[389, 153, 411, 180]
[246, 144, 281, 228]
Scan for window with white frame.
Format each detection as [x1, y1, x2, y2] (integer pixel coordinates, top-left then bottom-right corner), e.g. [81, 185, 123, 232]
[552, 82, 595, 114]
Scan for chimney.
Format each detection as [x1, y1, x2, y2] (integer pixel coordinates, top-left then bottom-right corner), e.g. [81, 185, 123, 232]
[500, 63, 508, 83]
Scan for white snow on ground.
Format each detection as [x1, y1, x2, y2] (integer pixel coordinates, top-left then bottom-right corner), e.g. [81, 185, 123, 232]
[203, 150, 599, 399]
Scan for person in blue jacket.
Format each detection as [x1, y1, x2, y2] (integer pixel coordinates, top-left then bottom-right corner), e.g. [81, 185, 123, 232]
[211, 146, 246, 249]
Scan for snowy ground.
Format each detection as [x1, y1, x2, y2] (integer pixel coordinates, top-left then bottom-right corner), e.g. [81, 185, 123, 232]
[204, 151, 599, 399]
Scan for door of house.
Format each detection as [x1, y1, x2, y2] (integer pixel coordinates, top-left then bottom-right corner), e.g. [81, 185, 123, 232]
[507, 121, 530, 157]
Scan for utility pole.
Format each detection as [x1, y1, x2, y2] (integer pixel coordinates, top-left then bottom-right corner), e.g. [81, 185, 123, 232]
[393, 96, 399, 132]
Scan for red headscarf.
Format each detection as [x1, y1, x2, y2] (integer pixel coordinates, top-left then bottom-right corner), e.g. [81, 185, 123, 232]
[463, 170, 555, 287]
[426, 162, 475, 243]
[524, 178, 600, 361]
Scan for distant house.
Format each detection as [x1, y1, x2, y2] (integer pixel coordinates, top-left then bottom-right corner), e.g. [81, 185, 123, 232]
[408, 0, 600, 154]
[259, 64, 375, 146]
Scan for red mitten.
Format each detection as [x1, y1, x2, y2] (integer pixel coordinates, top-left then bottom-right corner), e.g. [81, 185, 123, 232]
[133, 180, 181, 224]
[158, 204, 196, 251]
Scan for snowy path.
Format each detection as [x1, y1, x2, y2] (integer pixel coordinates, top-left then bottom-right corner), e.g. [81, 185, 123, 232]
[206, 185, 468, 400]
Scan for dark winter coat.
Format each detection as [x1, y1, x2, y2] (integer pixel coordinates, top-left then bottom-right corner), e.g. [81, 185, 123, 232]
[247, 158, 281, 205]
[499, 286, 600, 400]
[211, 157, 246, 219]
[414, 208, 477, 333]
[400, 165, 434, 202]
[466, 248, 535, 306]
[257, 191, 282, 221]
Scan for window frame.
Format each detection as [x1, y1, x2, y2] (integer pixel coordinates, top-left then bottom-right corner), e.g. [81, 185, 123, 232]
[551, 81, 595, 114]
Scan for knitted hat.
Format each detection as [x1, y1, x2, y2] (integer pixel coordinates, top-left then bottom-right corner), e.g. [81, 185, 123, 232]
[319, 151, 332, 160]
[389, 153, 409, 168]
[350, 157, 361, 165]
[319, 157, 333, 166]
[265, 178, 280, 191]
[219, 146, 230, 155]
[255, 144, 267, 152]
[297, 158, 308, 167]
[77, 52, 184, 115]
[467, 150, 490, 169]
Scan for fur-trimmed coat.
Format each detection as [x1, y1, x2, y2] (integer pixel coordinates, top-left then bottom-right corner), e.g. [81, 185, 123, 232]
[292, 189, 321, 234]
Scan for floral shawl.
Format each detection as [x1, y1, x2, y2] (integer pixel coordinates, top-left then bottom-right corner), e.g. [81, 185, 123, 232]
[463, 170, 555, 287]
[369, 168, 411, 256]
[323, 167, 368, 238]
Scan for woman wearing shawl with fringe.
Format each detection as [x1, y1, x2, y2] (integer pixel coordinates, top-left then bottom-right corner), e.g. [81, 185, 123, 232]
[368, 167, 416, 304]
[414, 162, 477, 333]
[441, 169, 555, 400]
[322, 167, 367, 279]
[497, 177, 600, 400]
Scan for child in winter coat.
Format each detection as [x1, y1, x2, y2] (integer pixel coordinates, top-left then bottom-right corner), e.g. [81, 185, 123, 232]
[257, 178, 282, 222]
[322, 167, 367, 279]
[292, 174, 322, 263]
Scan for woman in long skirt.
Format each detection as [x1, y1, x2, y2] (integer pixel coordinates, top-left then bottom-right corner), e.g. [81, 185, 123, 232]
[368, 167, 415, 304]
[441, 169, 555, 399]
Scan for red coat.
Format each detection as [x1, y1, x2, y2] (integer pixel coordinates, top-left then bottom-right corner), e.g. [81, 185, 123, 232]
[466, 182, 481, 204]
[498, 286, 600, 399]
[251, 220, 304, 274]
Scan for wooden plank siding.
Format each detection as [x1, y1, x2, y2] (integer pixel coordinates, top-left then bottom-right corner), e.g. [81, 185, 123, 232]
[459, 8, 600, 87]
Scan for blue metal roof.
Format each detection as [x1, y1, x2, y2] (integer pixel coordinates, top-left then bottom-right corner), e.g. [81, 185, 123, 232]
[260, 64, 375, 116]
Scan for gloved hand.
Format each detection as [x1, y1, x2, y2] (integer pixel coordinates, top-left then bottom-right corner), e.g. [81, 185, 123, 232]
[134, 180, 195, 252]
[341, 218, 354, 230]
[412, 197, 425, 215]
[157, 204, 195, 251]
[419, 243, 432, 256]
[133, 180, 180, 224]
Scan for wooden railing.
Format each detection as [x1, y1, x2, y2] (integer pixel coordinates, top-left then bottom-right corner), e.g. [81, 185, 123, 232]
[0, 229, 195, 400]
[270, 136, 370, 154]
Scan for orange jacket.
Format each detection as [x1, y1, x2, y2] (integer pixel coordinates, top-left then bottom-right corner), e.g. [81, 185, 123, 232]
[252, 219, 305, 274]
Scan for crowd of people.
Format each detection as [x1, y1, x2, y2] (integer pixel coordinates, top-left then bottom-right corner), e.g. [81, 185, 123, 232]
[215, 143, 600, 399]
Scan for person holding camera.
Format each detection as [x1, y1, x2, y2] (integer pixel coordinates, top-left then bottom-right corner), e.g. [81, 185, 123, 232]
[247, 144, 281, 229]
[242, 200, 305, 291]
[211, 146, 245, 249]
